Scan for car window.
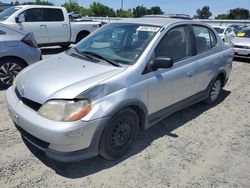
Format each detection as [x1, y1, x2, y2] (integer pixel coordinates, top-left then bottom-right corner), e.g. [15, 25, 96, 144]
[0, 30, 5, 35]
[155, 26, 192, 62]
[226, 28, 232, 33]
[193, 25, 217, 53]
[21, 8, 44, 22]
[0, 7, 21, 21]
[213, 27, 224, 34]
[44, 8, 64, 21]
[75, 23, 160, 65]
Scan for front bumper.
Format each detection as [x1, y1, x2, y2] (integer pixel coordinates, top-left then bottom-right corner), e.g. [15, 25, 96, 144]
[5, 87, 109, 162]
[233, 47, 250, 59]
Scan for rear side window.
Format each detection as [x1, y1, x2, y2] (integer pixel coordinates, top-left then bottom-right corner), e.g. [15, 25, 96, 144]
[155, 25, 192, 62]
[193, 25, 217, 53]
[44, 8, 64, 22]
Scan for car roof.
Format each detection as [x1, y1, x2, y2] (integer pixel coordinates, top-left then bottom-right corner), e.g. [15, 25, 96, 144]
[114, 17, 188, 27]
[15, 5, 62, 9]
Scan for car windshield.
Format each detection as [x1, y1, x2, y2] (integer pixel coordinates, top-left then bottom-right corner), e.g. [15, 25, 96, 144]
[213, 27, 224, 34]
[236, 28, 250, 38]
[74, 23, 160, 65]
[0, 7, 21, 21]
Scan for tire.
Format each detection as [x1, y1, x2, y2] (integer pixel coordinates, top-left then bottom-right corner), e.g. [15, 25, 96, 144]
[75, 32, 89, 43]
[204, 77, 222, 105]
[0, 57, 26, 89]
[100, 108, 139, 160]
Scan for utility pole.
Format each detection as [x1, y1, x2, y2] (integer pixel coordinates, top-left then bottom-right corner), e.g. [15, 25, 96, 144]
[121, 0, 124, 10]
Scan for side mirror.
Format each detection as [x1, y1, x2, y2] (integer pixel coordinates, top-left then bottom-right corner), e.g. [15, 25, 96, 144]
[15, 14, 25, 23]
[151, 57, 174, 71]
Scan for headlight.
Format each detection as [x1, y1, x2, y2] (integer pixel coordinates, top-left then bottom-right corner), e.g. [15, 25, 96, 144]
[38, 99, 91, 122]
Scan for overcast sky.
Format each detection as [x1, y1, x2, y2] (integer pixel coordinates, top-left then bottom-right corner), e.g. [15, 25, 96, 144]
[4, 0, 250, 17]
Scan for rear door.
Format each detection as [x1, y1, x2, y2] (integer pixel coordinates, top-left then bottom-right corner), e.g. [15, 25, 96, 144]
[17, 8, 49, 44]
[44, 8, 71, 43]
[191, 25, 221, 94]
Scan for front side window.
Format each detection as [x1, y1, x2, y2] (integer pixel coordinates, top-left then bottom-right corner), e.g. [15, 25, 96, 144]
[193, 25, 217, 53]
[155, 26, 192, 62]
[21, 8, 44, 22]
[74, 23, 160, 65]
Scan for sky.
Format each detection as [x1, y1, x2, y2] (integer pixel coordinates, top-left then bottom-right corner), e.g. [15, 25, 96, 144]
[3, 0, 250, 17]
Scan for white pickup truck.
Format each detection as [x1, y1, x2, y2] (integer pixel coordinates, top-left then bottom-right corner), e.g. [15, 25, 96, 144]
[0, 5, 102, 47]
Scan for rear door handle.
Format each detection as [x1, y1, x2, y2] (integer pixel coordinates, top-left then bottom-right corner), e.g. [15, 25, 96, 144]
[40, 24, 47, 28]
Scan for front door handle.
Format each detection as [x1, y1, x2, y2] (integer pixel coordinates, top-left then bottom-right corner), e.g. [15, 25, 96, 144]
[62, 24, 68, 28]
[40, 24, 47, 28]
[187, 71, 194, 77]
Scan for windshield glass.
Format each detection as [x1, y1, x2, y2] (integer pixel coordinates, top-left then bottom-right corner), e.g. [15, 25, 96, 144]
[236, 28, 250, 38]
[74, 23, 160, 65]
[0, 7, 21, 21]
[213, 27, 224, 34]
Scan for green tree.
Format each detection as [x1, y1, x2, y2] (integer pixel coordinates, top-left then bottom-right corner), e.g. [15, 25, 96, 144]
[149, 6, 163, 15]
[90, 2, 116, 17]
[196, 6, 212, 19]
[215, 14, 229, 19]
[14, 1, 20, 5]
[22, 0, 54, 5]
[116, 9, 133, 17]
[62, 2, 94, 16]
[228, 8, 249, 19]
[133, 5, 147, 17]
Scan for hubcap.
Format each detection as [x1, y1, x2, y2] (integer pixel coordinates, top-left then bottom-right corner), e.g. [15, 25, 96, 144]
[211, 80, 221, 101]
[111, 119, 132, 149]
[0, 62, 22, 85]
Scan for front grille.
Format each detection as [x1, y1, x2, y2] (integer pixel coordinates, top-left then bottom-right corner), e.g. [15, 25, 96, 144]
[234, 45, 250, 49]
[15, 87, 42, 111]
[15, 124, 49, 150]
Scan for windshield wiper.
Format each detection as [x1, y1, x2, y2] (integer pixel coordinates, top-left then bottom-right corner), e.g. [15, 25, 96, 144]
[72, 47, 97, 61]
[80, 51, 121, 67]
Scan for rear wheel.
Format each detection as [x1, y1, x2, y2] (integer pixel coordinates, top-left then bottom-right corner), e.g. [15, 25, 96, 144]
[100, 108, 139, 160]
[204, 77, 222, 105]
[0, 57, 26, 89]
[75, 32, 89, 43]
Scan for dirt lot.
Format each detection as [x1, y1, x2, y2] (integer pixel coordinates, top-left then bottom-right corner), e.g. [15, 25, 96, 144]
[0, 53, 249, 187]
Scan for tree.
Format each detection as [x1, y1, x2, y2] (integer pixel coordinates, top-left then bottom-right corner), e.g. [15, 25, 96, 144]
[215, 14, 229, 19]
[116, 9, 133, 17]
[22, 0, 54, 5]
[90, 2, 116, 17]
[133, 5, 147, 17]
[195, 6, 212, 19]
[228, 8, 249, 19]
[149, 6, 163, 15]
[14, 1, 20, 5]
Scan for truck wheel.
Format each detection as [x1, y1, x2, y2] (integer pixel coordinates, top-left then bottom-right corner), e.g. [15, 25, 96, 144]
[99, 108, 139, 160]
[204, 77, 222, 105]
[75, 32, 89, 43]
[0, 57, 26, 89]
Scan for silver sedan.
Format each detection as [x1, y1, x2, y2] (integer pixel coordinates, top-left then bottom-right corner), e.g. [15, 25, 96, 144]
[0, 23, 41, 88]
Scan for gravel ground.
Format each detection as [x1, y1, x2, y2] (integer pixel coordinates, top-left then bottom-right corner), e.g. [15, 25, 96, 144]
[0, 53, 249, 187]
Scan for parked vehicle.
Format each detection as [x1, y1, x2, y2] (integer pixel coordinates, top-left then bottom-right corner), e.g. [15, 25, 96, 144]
[0, 23, 41, 88]
[231, 25, 248, 34]
[230, 27, 250, 59]
[213, 26, 235, 42]
[68, 11, 81, 19]
[6, 18, 233, 162]
[0, 5, 102, 48]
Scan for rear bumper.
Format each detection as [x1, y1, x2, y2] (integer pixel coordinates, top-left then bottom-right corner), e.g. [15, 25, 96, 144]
[6, 87, 110, 162]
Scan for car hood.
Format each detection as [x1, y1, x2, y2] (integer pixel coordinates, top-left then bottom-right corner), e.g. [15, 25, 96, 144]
[16, 52, 126, 104]
[231, 37, 250, 47]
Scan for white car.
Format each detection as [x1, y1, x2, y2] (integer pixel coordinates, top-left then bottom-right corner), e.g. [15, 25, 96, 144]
[68, 11, 81, 19]
[213, 26, 235, 42]
[0, 5, 102, 48]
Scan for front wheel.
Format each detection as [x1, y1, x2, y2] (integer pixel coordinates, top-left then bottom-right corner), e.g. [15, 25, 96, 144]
[204, 77, 222, 105]
[0, 57, 26, 89]
[99, 108, 139, 160]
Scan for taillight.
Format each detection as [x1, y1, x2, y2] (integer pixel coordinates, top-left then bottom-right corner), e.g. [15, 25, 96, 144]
[22, 33, 38, 48]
